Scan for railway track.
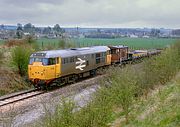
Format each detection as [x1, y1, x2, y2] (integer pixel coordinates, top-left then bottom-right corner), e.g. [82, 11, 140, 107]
[0, 89, 45, 107]
[0, 52, 161, 108]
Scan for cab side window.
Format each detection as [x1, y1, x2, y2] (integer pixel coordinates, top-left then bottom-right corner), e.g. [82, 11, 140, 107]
[70, 57, 74, 63]
[96, 53, 101, 64]
[48, 58, 56, 65]
[63, 58, 69, 64]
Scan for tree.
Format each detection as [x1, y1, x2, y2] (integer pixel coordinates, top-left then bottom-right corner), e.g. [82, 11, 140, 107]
[151, 29, 160, 37]
[53, 24, 65, 37]
[24, 23, 35, 34]
[35, 27, 42, 33]
[0, 24, 5, 30]
[11, 46, 31, 76]
[43, 26, 52, 35]
[53, 24, 61, 33]
[16, 23, 23, 39]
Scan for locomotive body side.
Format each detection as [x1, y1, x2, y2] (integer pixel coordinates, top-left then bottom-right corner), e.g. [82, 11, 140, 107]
[58, 46, 111, 76]
[28, 46, 111, 88]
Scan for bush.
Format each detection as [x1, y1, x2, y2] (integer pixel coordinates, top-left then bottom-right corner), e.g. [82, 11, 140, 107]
[142, 41, 180, 88]
[44, 98, 75, 127]
[11, 46, 31, 76]
[74, 88, 113, 127]
[109, 67, 137, 123]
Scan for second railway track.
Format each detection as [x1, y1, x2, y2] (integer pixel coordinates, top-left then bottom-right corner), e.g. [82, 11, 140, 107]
[0, 89, 45, 107]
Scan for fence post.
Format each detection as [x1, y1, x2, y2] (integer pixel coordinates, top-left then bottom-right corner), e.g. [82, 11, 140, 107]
[42, 41, 44, 49]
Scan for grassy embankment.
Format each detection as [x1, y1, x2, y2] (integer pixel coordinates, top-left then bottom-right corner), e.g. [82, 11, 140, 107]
[41, 41, 180, 127]
[0, 38, 77, 96]
[0, 39, 33, 96]
[115, 73, 180, 127]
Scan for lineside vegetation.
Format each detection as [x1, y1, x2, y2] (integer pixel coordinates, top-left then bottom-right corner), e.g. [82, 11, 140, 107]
[11, 46, 32, 76]
[41, 41, 180, 127]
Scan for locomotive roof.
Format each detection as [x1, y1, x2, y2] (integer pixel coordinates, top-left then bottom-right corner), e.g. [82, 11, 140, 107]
[108, 45, 128, 49]
[30, 46, 110, 58]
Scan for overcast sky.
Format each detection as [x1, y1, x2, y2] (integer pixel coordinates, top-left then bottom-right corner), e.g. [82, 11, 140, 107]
[0, 0, 180, 28]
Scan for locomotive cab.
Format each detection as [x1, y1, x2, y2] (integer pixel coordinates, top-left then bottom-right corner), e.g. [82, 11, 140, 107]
[28, 53, 61, 87]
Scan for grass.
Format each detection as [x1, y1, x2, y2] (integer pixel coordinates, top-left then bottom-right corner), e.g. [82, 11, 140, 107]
[1, 37, 177, 49]
[40, 41, 180, 127]
[0, 67, 30, 96]
[73, 38, 177, 49]
[36, 38, 76, 50]
[124, 74, 180, 127]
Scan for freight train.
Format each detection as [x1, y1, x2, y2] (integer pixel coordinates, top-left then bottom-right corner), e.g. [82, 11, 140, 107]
[28, 45, 160, 89]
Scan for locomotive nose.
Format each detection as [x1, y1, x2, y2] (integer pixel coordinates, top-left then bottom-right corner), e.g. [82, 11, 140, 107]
[28, 61, 56, 81]
[28, 66, 45, 79]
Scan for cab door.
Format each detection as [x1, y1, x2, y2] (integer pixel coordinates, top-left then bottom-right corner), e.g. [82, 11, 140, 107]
[55, 57, 61, 78]
[45, 58, 56, 79]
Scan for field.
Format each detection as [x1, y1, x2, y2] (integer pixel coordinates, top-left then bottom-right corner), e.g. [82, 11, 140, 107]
[72, 38, 177, 49]
[36, 38, 177, 49]
[0, 38, 177, 49]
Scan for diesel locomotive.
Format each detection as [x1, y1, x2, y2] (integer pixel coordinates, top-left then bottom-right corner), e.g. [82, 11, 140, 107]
[28, 46, 111, 88]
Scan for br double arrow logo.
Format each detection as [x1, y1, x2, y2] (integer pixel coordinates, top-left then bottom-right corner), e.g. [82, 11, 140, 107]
[75, 58, 86, 71]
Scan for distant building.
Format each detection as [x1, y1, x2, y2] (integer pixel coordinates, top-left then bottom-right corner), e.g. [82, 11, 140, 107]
[24, 32, 30, 36]
[129, 34, 138, 38]
[142, 35, 150, 38]
[172, 29, 180, 35]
